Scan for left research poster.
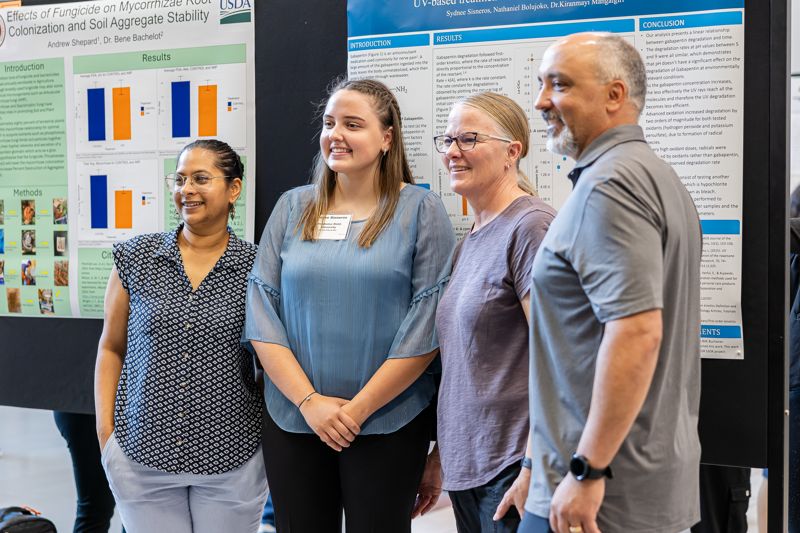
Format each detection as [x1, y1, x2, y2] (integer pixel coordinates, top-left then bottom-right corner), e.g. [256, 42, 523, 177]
[0, 0, 256, 318]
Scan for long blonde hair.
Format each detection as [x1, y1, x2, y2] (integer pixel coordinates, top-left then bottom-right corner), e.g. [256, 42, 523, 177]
[298, 78, 414, 248]
[459, 92, 537, 196]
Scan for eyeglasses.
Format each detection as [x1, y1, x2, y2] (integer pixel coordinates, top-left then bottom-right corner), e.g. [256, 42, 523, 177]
[164, 173, 233, 190]
[433, 132, 513, 153]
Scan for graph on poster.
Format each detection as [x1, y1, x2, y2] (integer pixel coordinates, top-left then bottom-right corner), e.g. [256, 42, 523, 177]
[158, 63, 247, 149]
[76, 159, 159, 245]
[74, 70, 158, 153]
[73, 60, 246, 154]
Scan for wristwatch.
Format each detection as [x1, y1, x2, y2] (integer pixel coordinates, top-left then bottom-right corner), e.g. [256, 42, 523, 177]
[521, 456, 533, 470]
[569, 453, 613, 481]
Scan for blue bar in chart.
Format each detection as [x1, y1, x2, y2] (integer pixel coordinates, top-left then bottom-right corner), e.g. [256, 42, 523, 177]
[87, 88, 106, 141]
[171, 81, 191, 138]
[90, 175, 108, 229]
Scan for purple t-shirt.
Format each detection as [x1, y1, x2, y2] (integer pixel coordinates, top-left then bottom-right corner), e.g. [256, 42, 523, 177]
[435, 195, 555, 490]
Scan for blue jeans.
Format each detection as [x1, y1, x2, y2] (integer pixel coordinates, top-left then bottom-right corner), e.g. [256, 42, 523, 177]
[448, 462, 523, 533]
[518, 512, 551, 533]
[261, 493, 275, 526]
[102, 433, 268, 533]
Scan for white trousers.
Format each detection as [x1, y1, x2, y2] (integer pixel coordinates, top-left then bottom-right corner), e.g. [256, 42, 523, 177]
[101, 432, 268, 533]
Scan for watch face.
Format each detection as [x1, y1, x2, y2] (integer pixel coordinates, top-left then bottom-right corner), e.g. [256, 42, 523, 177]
[569, 454, 588, 480]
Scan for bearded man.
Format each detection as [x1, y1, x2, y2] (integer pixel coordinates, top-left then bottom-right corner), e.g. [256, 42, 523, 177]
[520, 32, 703, 533]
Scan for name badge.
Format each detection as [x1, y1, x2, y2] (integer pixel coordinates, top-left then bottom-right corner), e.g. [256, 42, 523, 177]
[316, 214, 352, 240]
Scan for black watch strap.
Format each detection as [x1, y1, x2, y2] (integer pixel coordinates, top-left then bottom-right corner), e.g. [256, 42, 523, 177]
[521, 456, 533, 470]
[570, 453, 613, 481]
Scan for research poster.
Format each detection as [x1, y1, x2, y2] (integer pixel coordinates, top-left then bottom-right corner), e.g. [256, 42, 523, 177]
[348, 0, 745, 359]
[0, 0, 255, 318]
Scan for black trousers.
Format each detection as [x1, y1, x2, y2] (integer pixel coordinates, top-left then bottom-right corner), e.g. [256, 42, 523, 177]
[690, 464, 750, 533]
[53, 411, 119, 533]
[263, 407, 431, 533]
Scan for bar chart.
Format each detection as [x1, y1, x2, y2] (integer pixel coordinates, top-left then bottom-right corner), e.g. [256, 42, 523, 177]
[170, 81, 220, 137]
[75, 63, 246, 153]
[159, 63, 247, 149]
[77, 159, 159, 244]
[86, 87, 134, 142]
[74, 69, 159, 154]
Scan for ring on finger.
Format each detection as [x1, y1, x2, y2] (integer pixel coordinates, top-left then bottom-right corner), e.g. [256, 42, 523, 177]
[568, 526, 583, 533]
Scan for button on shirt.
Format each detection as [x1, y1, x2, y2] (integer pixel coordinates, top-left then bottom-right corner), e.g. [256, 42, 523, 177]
[112, 227, 262, 475]
[244, 185, 455, 435]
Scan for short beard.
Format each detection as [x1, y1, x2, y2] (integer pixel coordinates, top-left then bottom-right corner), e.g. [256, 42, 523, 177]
[542, 112, 579, 158]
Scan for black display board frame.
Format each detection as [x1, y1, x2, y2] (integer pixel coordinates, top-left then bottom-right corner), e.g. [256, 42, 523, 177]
[0, 0, 790, 528]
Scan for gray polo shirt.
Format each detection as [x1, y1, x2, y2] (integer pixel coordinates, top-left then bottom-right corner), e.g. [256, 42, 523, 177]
[526, 125, 702, 532]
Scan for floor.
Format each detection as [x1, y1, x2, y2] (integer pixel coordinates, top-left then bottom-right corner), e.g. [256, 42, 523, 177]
[0, 406, 456, 532]
[0, 405, 762, 533]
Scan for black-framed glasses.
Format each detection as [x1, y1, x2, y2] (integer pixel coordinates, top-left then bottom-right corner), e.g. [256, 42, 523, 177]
[164, 173, 233, 190]
[433, 132, 513, 153]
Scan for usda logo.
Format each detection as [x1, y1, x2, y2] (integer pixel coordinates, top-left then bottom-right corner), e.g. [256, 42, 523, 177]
[220, 0, 251, 24]
[0, 14, 6, 48]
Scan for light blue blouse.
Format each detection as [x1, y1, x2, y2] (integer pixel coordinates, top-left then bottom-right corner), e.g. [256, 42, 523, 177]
[244, 184, 455, 435]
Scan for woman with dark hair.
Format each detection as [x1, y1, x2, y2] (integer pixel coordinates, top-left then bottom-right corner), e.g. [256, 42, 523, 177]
[95, 139, 267, 532]
[244, 78, 455, 532]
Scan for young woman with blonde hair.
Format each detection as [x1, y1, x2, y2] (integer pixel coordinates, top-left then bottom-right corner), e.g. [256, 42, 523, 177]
[244, 78, 455, 532]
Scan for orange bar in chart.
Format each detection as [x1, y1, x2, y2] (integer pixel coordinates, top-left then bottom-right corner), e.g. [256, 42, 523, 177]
[115, 190, 133, 229]
[462, 195, 469, 216]
[112, 87, 132, 141]
[198, 85, 218, 137]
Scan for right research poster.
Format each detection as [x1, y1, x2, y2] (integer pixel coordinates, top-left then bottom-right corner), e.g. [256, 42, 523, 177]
[347, 0, 745, 360]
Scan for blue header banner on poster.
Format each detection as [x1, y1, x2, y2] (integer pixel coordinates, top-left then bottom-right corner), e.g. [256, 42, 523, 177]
[347, 0, 745, 37]
[349, 33, 431, 51]
[432, 18, 633, 45]
[700, 325, 742, 339]
[639, 11, 743, 32]
[701, 219, 741, 235]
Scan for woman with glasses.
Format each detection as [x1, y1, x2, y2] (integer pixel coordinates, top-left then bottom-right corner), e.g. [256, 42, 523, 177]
[243, 78, 455, 532]
[94, 139, 267, 532]
[426, 93, 556, 532]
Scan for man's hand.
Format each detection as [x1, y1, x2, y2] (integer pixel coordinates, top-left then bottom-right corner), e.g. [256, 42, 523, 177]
[412, 448, 443, 518]
[299, 394, 360, 451]
[549, 475, 604, 533]
[494, 466, 530, 521]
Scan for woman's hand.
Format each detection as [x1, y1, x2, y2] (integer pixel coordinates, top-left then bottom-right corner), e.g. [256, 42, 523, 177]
[340, 400, 369, 427]
[299, 394, 361, 451]
[412, 446, 442, 518]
